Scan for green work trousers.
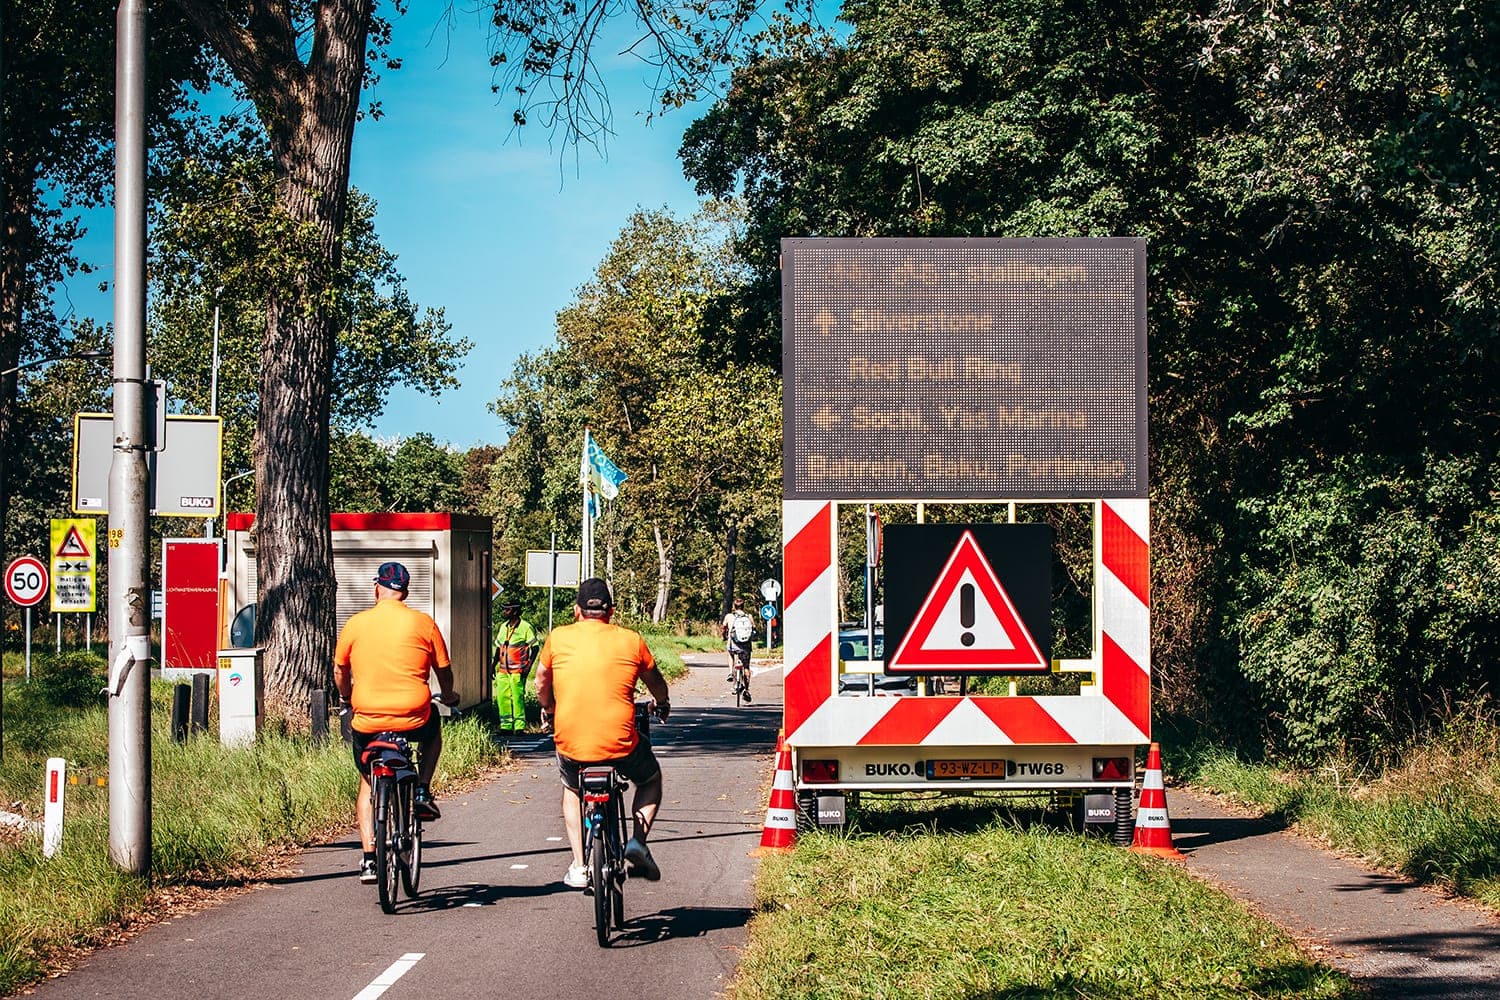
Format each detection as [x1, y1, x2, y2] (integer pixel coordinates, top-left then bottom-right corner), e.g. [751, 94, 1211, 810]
[495, 671, 527, 734]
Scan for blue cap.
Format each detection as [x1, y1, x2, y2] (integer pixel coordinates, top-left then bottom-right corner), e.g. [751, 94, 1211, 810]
[375, 561, 410, 591]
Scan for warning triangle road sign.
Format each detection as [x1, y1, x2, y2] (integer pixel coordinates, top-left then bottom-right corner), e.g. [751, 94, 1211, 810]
[888, 530, 1048, 672]
[55, 526, 92, 559]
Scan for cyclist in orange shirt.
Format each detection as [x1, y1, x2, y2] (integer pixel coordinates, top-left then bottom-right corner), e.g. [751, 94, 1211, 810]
[334, 561, 459, 883]
[535, 577, 671, 889]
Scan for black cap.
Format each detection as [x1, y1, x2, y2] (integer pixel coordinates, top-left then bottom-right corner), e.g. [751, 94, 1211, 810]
[577, 577, 613, 611]
[500, 598, 521, 613]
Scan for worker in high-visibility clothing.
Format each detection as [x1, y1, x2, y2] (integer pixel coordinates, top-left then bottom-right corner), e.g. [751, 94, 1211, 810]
[492, 599, 541, 737]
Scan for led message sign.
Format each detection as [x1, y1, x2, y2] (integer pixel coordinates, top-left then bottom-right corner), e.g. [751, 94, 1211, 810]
[782, 238, 1147, 500]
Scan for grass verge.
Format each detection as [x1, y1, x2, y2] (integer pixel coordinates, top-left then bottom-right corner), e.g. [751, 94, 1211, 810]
[1171, 713, 1500, 911]
[0, 652, 505, 995]
[733, 800, 1355, 1000]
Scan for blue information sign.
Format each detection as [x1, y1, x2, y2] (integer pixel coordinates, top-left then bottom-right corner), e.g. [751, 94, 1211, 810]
[759, 602, 776, 621]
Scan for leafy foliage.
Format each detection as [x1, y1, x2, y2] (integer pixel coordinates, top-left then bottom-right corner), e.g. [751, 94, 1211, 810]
[681, 0, 1500, 759]
[489, 204, 781, 621]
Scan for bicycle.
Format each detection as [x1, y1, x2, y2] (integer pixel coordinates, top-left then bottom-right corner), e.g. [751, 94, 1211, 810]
[578, 701, 658, 947]
[362, 732, 424, 914]
[728, 645, 752, 708]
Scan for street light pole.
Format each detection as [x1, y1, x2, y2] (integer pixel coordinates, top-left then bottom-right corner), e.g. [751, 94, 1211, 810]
[209, 286, 223, 417]
[0, 350, 111, 379]
[205, 287, 224, 540]
[107, 0, 152, 879]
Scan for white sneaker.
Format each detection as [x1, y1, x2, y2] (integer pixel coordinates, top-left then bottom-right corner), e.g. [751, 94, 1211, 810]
[563, 863, 589, 889]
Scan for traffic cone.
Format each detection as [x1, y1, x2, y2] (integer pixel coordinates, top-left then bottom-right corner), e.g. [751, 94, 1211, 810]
[750, 730, 797, 856]
[1129, 742, 1184, 859]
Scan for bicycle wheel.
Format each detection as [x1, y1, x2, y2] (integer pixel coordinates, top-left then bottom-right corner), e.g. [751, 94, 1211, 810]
[374, 778, 399, 914]
[734, 666, 744, 708]
[399, 781, 422, 897]
[610, 799, 626, 927]
[591, 822, 612, 947]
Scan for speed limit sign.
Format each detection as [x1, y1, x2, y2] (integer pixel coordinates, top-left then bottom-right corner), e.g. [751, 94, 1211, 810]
[5, 556, 49, 607]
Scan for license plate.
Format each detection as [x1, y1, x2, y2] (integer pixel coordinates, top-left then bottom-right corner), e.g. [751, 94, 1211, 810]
[926, 759, 1009, 780]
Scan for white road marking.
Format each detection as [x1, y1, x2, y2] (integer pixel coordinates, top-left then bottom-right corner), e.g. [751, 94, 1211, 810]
[352, 953, 424, 1000]
[546, 836, 563, 842]
[509, 863, 528, 870]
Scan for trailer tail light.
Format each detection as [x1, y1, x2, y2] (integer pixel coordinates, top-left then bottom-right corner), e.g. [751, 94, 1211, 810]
[801, 759, 839, 783]
[1093, 756, 1131, 781]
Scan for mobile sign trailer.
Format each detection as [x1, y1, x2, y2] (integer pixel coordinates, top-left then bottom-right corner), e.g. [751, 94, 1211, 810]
[780, 238, 1150, 842]
[782, 499, 1148, 839]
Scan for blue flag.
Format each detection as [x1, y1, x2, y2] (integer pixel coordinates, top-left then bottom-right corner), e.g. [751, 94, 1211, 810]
[581, 430, 627, 501]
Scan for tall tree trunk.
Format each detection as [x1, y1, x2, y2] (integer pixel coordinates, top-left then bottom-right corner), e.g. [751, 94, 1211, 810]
[0, 165, 36, 648]
[232, 1, 371, 726]
[652, 521, 672, 623]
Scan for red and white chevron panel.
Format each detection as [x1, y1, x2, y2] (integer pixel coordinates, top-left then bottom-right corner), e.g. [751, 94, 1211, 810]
[782, 499, 1150, 749]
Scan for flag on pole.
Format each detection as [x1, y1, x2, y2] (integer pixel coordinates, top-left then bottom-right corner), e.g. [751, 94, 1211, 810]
[582, 429, 628, 500]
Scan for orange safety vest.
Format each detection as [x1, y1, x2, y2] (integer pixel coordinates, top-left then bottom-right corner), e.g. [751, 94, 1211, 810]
[495, 619, 538, 674]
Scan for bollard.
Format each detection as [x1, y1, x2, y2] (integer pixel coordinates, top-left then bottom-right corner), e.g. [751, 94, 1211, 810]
[43, 758, 65, 858]
[190, 673, 210, 734]
[171, 684, 190, 743]
[310, 690, 329, 743]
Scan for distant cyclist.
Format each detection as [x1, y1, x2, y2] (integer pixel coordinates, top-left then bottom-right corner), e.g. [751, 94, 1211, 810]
[722, 596, 755, 703]
[334, 561, 459, 884]
[535, 577, 671, 889]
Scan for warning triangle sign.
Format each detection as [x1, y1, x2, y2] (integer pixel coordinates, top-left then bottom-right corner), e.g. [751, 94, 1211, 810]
[888, 531, 1048, 672]
[56, 526, 92, 559]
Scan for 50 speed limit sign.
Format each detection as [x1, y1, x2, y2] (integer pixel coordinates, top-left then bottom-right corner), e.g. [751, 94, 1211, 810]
[5, 556, 49, 607]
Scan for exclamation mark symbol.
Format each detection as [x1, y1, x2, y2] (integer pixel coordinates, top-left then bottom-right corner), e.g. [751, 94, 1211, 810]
[960, 583, 976, 647]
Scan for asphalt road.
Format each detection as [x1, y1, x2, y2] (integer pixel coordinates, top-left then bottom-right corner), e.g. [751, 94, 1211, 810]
[26, 657, 783, 1000]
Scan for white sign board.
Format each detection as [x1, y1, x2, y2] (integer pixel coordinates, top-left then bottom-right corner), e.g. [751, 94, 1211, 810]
[73, 413, 223, 517]
[525, 550, 581, 588]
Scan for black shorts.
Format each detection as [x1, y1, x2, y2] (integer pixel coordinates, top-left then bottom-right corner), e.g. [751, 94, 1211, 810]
[557, 732, 661, 790]
[351, 713, 440, 776]
[728, 642, 751, 667]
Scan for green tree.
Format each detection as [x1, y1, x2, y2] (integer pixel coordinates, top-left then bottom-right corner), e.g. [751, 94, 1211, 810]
[169, 0, 810, 723]
[0, 2, 212, 620]
[491, 204, 781, 621]
[149, 129, 468, 516]
[682, 0, 1500, 757]
[385, 433, 464, 511]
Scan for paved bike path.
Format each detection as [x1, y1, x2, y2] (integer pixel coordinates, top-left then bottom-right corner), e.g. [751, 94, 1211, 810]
[1172, 787, 1500, 999]
[25, 661, 783, 1000]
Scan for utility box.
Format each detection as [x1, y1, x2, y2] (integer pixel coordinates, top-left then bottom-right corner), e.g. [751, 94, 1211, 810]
[218, 647, 263, 747]
[223, 513, 494, 711]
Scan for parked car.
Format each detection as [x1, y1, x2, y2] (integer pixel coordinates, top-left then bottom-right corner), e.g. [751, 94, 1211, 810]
[836, 627, 915, 695]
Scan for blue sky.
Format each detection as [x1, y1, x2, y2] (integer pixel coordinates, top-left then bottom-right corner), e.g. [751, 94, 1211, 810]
[59, 7, 713, 450]
[352, 8, 708, 448]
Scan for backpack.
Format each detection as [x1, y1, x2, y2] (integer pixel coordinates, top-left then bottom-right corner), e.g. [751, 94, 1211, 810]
[730, 612, 754, 644]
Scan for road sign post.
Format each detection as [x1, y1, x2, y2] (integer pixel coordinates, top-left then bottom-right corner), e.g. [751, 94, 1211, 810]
[6, 556, 50, 682]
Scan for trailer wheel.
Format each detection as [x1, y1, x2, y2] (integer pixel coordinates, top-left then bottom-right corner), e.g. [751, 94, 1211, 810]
[795, 790, 818, 834]
[1113, 786, 1135, 846]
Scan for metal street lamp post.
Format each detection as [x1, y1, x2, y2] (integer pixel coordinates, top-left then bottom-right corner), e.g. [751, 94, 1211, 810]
[0, 349, 111, 379]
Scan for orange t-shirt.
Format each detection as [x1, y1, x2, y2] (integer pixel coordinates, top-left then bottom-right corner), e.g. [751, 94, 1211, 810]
[539, 618, 656, 762]
[335, 599, 450, 734]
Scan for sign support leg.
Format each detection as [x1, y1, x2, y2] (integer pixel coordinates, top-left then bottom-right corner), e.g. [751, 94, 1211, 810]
[25, 607, 31, 681]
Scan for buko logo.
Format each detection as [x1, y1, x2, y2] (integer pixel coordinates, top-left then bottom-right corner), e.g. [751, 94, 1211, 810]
[865, 762, 916, 777]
